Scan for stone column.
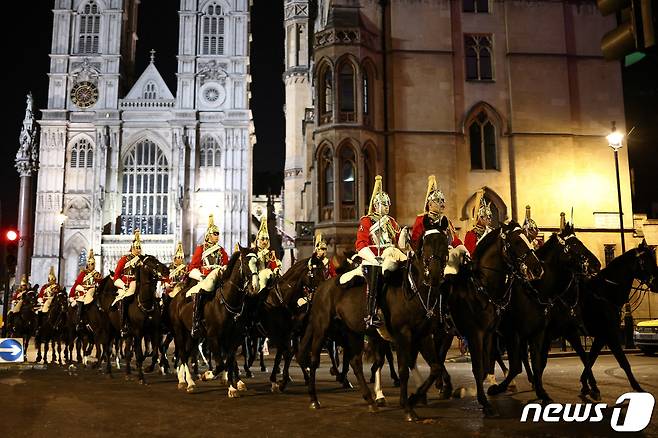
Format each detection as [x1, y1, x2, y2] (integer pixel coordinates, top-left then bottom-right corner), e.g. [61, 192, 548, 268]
[14, 92, 39, 282]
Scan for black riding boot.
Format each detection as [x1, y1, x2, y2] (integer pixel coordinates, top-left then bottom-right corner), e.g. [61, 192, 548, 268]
[120, 300, 129, 336]
[76, 302, 84, 332]
[362, 265, 383, 328]
[191, 293, 205, 339]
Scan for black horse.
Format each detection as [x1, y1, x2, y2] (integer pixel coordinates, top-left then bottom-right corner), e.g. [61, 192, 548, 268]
[577, 240, 658, 399]
[35, 287, 68, 365]
[86, 275, 122, 375]
[7, 286, 39, 361]
[255, 255, 325, 392]
[488, 224, 600, 403]
[446, 221, 544, 417]
[171, 248, 254, 395]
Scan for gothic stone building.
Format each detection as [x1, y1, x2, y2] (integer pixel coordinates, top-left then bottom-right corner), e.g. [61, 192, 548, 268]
[31, 0, 254, 288]
[282, 0, 633, 267]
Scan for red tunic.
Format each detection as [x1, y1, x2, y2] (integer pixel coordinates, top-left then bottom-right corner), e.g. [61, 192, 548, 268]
[70, 269, 101, 299]
[410, 214, 462, 251]
[113, 255, 139, 283]
[464, 230, 480, 256]
[11, 288, 26, 302]
[38, 284, 58, 301]
[189, 244, 229, 276]
[355, 215, 401, 256]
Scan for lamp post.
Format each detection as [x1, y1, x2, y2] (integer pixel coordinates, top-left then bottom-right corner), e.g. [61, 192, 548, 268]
[606, 121, 625, 253]
[57, 212, 67, 281]
[607, 121, 634, 347]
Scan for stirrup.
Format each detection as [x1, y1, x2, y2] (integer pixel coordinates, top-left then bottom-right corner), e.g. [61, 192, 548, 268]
[364, 315, 383, 329]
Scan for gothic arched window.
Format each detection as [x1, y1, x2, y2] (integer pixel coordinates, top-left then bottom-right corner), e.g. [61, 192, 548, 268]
[201, 3, 225, 55]
[362, 62, 375, 126]
[338, 62, 356, 122]
[318, 63, 333, 125]
[463, 0, 489, 13]
[318, 146, 334, 222]
[468, 110, 498, 170]
[362, 143, 377, 214]
[465, 35, 493, 81]
[339, 145, 357, 220]
[199, 136, 221, 167]
[70, 137, 93, 168]
[120, 140, 169, 235]
[143, 82, 157, 99]
[78, 1, 101, 54]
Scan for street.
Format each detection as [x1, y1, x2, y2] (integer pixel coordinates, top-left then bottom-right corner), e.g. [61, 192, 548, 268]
[1, 350, 656, 437]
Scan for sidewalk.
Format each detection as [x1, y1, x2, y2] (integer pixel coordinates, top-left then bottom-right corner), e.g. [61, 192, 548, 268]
[444, 344, 643, 363]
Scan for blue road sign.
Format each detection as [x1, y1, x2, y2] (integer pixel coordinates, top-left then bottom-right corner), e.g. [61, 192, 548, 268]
[0, 338, 24, 363]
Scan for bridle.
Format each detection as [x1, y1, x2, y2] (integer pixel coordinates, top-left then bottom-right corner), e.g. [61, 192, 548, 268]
[500, 227, 540, 281]
[406, 228, 448, 319]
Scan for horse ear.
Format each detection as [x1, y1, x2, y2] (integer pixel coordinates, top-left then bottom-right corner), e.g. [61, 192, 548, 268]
[109, 270, 115, 277]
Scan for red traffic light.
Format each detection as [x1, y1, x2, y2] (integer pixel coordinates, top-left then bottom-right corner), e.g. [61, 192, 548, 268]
[6, 230, 18, 241]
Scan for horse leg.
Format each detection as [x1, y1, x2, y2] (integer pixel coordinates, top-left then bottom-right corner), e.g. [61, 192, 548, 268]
[227, 352, 241, 398]
[468, 331, 498, 417]
[521, 340, 534, 387]
[393, 334, 416, 421]
[134, 336, 146, 384]
[279, 346, 295, 392]
[488, 332, 522, 396]
[35, 336, 43, 363]
[410, 336, 446, 410]
[371, 348, 386, 406]
[607, 331, 644, 392]
[385, 343, 400, 387]
[530, 333, 553, 404]
[270, 349, 284, 392]
[259, 337, 267, 372]
[124, 336, 133, 380]
[581, 336, 604, 400]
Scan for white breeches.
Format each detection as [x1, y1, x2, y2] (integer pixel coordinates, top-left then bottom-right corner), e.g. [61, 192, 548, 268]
[186, 267, 221, 297]
[41, 297, 54, 313]
[111, 281, 136, 306]
[9, 301, 21, 314]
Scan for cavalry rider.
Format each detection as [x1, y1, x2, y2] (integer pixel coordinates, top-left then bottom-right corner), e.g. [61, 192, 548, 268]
[356, 175, 407, 329]
[313, 233, 336, 279]
[38, 266, 60, 314]
[411, 175, 463, 253]
[247, 216, 282, 293]
[8, 275, 30, 316]
[112, 230, 143, 335]
[522, 205, 540, 249]
[70, 249, 102, 329]
[164, 241, 188, 296]
[187, 214, 229, 338]
[464, 189, 493, 256]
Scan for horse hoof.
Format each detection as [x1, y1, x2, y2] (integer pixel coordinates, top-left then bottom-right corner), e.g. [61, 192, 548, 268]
[410, 393, 427, 406]
[590, 390, 601, 402]
[261, 366, 268, 372]
[487, 384, 502, 396]
[331, 367, 339, 377]
[368, 404, 379, 413]
[439, 388, 452, 400]
[228, 386, 240, 398]
[342, 379, 354, 390]
[237, 380, 247, 391]
[186, 385, 196, 393]
[404, 411, 419, 422]
[177, 382, 187, 391]
[393, 379, 400, 388]
[271, 382, 280, 393]
[245, 370, 254, 379]
[541, 397, 554, 406]
[138, 379, 145, 385]
[453, 387, 467, 399]
[309, 401, 321, 410]
[484, 406, 500, 418]
[375, 397, 386, 407]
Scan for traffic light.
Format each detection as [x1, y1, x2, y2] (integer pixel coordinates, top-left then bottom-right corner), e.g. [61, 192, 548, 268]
[597, 0, 656, 62]
[5, 230, 18, 242]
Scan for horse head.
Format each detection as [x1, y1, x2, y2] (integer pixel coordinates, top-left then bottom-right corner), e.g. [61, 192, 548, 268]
[554, 223, 601, 278]
[22, 289, 38, 310]
[46, 287, 68, 329]
[417, 216, 450, 287]
[635, 239, 658, 291]
[305, 254, 327, 292]
[500, 221, 544, 281]
[228, 246, 257, 297]
[139, 254, 170, 281]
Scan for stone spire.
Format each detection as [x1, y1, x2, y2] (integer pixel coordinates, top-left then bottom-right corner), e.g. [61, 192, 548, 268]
[15, 92, 39, 176]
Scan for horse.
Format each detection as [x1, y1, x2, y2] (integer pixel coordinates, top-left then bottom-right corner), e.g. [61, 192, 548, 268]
[171, 248, 255, 396]
[488, 224, 600, 403]
[84, 275, 121, 374]
[576, 240, 658, 400]
[122, 254, 170, 384]
[7, 286, 39, 361]
[446, 221, 544, 417]
[255, 254, 325, 392]
[35, 287, 68, 365]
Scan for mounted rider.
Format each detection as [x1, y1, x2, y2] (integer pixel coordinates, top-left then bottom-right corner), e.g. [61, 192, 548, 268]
[164, 241, 188, 297]
[112, 230, 142, 335]
[522, 205, 540, 249]
[313, 233, 336, 279]
[38, 266, 60, 314]
[247, 216, 282, 293]
[187, 214, 229, 338]
[410, 175, 463, 253]
[70, 249, 102, 330]
[464, 189, 493, 256]
[356, 175, 407, 329]
[8, 275, 30, 315]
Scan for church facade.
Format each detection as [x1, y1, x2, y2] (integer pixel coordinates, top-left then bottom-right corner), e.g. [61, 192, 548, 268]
[282, 0, 634, 266]
[31, 0, 254, 288]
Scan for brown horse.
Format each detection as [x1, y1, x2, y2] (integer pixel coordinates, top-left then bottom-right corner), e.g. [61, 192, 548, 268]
[7, 285, 39, 361]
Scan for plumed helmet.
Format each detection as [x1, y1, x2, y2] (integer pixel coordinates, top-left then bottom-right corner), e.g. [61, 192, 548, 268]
[368, 175, 391, 215]
[19, 274, 28, 288]
[87, 248, 96, 269]
[47, 266, 57, 284]
[174, 241, 185, 262]
[257, 216, 270, 244]
[314, 233, 328, 251]
[131, 230, 142, 251]
[423, 175, 445, 213]
[559, 212, 566, 233]
[473, 189, 492, 221]
[205, 214, 220, 242]
[522, 205, 539, 240]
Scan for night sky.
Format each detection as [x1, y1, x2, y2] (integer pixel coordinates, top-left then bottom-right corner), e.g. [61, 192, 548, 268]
[0, 1, 656, 234]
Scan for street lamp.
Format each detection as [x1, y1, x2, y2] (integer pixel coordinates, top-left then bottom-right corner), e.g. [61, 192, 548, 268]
[57, 212, 67, 281]
[606, 121, 625, 254]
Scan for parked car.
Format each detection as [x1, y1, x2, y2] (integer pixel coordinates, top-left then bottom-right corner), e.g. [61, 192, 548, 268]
[634, 319, 658, 355]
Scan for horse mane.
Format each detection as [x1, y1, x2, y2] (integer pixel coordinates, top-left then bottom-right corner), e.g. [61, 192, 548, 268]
[599, 247, 636, 274]
[472, 226, 501, 260]
[536, 233, 559, 259]
[281, 257, 311, 281]
[222, 250, 244, 282]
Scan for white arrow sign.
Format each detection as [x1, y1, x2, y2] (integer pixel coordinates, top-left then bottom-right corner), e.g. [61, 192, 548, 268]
[0, 344, 21, 356]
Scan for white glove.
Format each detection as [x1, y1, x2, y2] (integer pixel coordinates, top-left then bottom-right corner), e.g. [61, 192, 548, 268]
[358, 247, 379, 265]
[114, 278, 126, 289]
[251, 273, 259, 292]
[75, 284, 85, 293]
[189, 268, 202, 281]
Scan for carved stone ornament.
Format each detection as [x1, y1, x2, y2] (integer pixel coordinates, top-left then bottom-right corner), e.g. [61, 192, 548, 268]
[15, 92, 39, 176]
[70, 58, 101, 83]
[197, 60, 229, 85]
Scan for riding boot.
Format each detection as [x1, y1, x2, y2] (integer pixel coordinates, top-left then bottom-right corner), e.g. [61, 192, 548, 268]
[120, 300, 129, 336]
[363, 265, 383, 328]
[76, 302, 84, 332]
[191, 293, 205, 339]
